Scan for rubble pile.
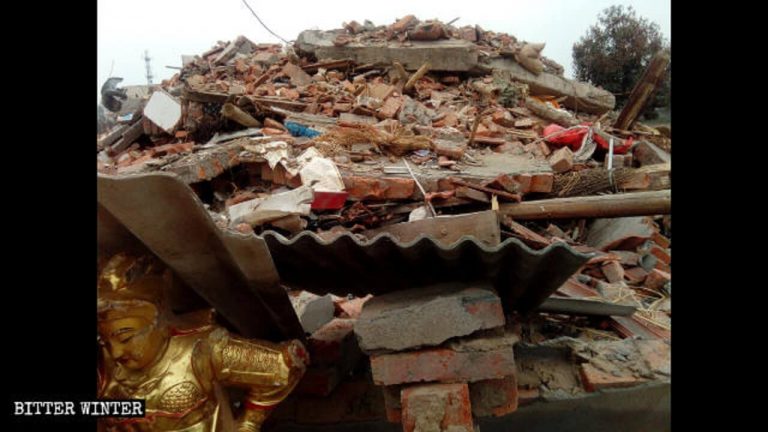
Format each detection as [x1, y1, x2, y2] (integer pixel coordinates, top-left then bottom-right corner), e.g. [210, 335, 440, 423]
[97, 15, 670, 430]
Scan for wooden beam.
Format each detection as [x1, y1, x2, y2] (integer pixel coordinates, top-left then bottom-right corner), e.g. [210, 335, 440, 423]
[614, 51, 671, 130]
[499, 190, 670, 220]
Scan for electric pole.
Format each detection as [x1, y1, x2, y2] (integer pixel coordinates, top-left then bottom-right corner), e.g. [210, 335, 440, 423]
[143, 50, 154, 85]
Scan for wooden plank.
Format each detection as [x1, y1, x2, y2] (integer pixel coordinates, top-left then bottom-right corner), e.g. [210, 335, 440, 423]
[108, 118, 145, 155]
[614, 51, 671, 130]
[362, 210, 500, 246]
[499, 190, 670, 220]
[500, 216, 550, 249]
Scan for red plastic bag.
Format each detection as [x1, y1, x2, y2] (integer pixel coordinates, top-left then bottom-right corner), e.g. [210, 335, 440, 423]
[542, 124, 632, 154]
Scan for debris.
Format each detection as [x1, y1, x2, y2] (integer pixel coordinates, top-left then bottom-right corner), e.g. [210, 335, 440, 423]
[586, 216, 659, 251]
[143, 90, 181, 133]
[500, 190, 671, 220]
[614, 51, 671, 130]
[363, 211, 500, 246]
[354, 283, 505, 352]
[220, 102, 261, 127]
[290, 290, 335, 334]
[633, 140, 671, 166]
[549, 146, 574, 173]
[229, 185, 314, 227]
[370, 333, 518, 385]
[401, 383, 474, 432]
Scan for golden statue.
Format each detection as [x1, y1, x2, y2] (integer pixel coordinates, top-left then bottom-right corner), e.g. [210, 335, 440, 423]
[97, 253, 307, 431]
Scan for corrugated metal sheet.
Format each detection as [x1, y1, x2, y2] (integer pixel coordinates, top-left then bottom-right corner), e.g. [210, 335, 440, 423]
[263, 231, 591, 313]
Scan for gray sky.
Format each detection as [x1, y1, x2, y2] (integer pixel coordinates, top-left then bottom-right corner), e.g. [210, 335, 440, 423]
[97, 0, 670, 99]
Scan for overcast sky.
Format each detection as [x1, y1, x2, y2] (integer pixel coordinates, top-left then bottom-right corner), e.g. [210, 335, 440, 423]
[97, 0, 670, 99]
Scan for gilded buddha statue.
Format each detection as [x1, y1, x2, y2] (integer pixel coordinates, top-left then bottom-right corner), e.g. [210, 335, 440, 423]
[97, 253, 307, 431]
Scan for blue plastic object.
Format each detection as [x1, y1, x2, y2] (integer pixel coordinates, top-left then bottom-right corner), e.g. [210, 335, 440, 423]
[284, 121, 321, 138]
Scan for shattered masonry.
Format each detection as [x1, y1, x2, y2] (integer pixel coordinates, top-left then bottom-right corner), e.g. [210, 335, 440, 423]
[97, 14, 671, 432]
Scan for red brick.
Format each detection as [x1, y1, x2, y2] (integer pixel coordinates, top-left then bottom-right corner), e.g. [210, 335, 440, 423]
[343, 176, 416, 200]
[491, 110, 515, 127]
[334, 294, 372, 319]
[434, 140, 466, 160]
[601, 260, 625, 283]
[624, 266, 648, 284]
[651, 232, 671, 249]
[549, 146, 574, 173]
[432, 111, 458, 128]
[529, 173, 554, 193]
[580, 363, 644, 392]
[649, 244, 671, 265]
[381, 385, 402, 423]
[370, 334, 517, 386]
[389, 14, 417, 33]
[377, 96, 403, 119]
[644, 269, 671, 291]
[308, 318, 357, 366]
[469, 375, 518, 417]
[402, 383, 473, 432]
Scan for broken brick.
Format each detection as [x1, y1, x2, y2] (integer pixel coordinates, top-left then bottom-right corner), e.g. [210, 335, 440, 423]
[434, 140, 466, 160]
[370, 333, 517, 385]
[376, 96, 403, 119]
[580, 363, 643, 392]
[644, 269, 671, 291]
[601, 260, 625, 283]
[401, 383, 473, 432]
[342, 176, 416, 200]
[469, 375, 518, 417]
[549, 146, 574, 173]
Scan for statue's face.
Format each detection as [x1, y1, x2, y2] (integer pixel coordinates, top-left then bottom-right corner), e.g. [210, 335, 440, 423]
[99, 316, 165, 370]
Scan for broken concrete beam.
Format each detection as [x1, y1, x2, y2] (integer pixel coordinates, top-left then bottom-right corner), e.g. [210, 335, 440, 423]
[469, 375, 518, 417]
[296, 31, 479, 71]
[401, 383, 474, 432]
[143, 90, 182, 133]
[362, 210, 500, 247]
[549, 146, 574, 173]
[499, 190, 671, 220]
[633, 140, 671, 166]
[586, 216, 658, 251]
[370, 333, 518, 385]
[487, 58, 615, 114]
[524, 97, 579, 127]
[289, 291, 335, 334]
[354, 283, 505, 352]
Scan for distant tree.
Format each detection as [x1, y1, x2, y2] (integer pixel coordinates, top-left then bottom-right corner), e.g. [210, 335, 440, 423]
[573, 5, 670, 117]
